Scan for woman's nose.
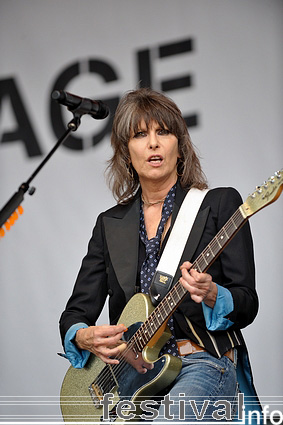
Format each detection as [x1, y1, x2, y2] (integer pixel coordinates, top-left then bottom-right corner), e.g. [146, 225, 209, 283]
[148, 132, 159, 149]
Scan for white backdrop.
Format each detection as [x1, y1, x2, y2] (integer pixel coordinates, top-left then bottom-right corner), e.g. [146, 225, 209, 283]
[0, 0, 282, 421]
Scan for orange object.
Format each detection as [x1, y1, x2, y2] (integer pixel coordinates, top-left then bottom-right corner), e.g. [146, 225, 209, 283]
[12, 211, 18, 221]
[4, 221, 11, 231]
[0, 205, 24, 237]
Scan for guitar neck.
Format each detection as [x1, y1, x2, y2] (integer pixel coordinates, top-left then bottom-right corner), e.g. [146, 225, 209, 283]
[192, 207, 247, 274]
[130, 206, 247, 351]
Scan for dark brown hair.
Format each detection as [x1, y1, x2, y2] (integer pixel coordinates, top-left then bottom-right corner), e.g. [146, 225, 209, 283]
[107, 88, 207, 203]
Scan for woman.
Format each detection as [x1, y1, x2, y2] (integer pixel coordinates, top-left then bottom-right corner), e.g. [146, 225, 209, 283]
[59, 88, 259, 422]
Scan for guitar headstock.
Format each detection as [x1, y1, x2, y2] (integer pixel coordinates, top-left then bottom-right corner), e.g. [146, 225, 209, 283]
[240, 169, 283, 218]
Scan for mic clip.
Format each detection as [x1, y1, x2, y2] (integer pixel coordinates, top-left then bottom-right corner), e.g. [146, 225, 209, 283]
[66, 99, 93, 131]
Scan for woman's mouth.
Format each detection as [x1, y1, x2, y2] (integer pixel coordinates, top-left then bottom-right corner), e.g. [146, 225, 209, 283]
[147, 155, 163, 165]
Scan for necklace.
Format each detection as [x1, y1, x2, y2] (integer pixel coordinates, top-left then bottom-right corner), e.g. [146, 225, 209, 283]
[141, 194, 166, 206]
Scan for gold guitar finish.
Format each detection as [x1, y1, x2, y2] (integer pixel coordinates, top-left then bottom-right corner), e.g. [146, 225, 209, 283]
[60, 293, 182, 422]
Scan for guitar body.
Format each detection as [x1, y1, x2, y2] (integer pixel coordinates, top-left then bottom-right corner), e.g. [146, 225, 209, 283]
[60, 293, 182, 422]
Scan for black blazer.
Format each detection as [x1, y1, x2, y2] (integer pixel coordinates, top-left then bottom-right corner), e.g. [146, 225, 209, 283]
[60, 183, 258, 357]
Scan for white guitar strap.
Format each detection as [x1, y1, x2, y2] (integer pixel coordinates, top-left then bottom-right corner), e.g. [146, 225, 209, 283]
[149, 188, 208, 305]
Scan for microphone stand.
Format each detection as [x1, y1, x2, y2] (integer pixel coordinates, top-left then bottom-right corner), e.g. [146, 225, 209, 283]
[0, 110, 83, 231]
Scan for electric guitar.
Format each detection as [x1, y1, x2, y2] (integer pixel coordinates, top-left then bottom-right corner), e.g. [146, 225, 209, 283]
[60, 170, 283, 422]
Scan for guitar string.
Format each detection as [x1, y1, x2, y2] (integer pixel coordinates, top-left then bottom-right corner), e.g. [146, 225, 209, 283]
[94, 277, 187, 390]
[92, 290, 176, 392]
[94, 211, 244, 392]
[94, 213, 244, 394]
[94, 210, 243, 392]
[95, 305, 170, 390]
[93, 177, 282, 391]
[93, 285, 186, 392]
[94, 208, 245, 393]
[197, 209, 245, 272]
[90, 178, 283, 396]
[95, 282, 186, 393]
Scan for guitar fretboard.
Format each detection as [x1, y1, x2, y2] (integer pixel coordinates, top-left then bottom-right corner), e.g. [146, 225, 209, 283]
[129, 207, 247, 353]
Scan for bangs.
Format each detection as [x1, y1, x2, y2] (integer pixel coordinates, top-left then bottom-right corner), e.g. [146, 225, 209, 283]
[113, 88, 186, 148]
[126, 101, 180, 140]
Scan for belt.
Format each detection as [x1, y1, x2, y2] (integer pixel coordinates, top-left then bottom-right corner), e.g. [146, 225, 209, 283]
[176, 339, 234, 363]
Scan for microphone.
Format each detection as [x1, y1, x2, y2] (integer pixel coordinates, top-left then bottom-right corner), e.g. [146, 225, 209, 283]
[51, 90, 109, 119]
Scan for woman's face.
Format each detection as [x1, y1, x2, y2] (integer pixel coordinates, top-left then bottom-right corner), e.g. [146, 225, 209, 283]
[128, 120, 180, 186]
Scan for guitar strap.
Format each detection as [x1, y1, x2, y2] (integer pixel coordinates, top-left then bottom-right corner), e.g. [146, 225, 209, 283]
[149, 187, 209, 306]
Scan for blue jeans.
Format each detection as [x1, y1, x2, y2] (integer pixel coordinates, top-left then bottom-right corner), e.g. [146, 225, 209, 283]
[152, 350, 238, 422]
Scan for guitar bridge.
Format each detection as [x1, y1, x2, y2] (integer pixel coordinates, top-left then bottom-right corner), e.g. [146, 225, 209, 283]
[88, 382, 104, 408]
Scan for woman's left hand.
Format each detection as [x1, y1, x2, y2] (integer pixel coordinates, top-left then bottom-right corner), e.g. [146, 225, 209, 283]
[180, 261, 217, 308]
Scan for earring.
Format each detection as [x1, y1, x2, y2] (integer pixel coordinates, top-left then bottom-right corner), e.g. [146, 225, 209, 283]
[177, 158, 184, 177]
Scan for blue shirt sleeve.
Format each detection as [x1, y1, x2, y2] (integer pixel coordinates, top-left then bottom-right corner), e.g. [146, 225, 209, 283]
[202, 285, 234, 331]
[62, 323, 90, 368]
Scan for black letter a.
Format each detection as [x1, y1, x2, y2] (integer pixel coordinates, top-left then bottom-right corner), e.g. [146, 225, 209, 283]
[0, 78, 42, 157]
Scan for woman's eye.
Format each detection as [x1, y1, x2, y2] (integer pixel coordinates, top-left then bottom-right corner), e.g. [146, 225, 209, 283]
[158, 129, 170, 135]
[134, 131, 146, 138]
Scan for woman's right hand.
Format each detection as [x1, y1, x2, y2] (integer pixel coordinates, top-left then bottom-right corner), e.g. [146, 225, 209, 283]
[75, 324, 128, 365]
[75, 324, 154, 374]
